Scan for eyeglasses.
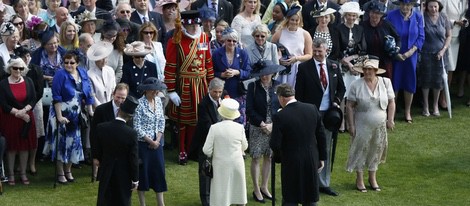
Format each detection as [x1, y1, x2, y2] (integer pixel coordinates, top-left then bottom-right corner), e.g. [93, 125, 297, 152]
[64, 61, 76, 65]
[11, 67, 25, 71]
[142, 31, 155, 35]
[121, 28, 131, 32]
[134, 56, 145, 59]
[255, 34, 266, 38]
[226, 39, 237, 43]
[13, 22, 24, 27]
[120, 10, 131, 14]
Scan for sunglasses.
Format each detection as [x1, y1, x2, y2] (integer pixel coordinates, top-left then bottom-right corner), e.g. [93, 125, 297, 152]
[255, 34, 266, 38]
[64, 61, 76, 65]
[12, 67, 25, 71]
[134, 56, 145, 59]
[120, 10, 131, 14]
[226, 39, 237, 43]
[142, 31, 155, 35]
[13, 22, 24, 26]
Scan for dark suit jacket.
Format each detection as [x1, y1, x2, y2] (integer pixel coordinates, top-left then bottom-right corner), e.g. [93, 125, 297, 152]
[270, 101, 326, 203]
[188, 94, 219, 161]
[246, 79, 281, 126]
[130, 11, 166, 43]
[90, 101, 115, 159]
[295, 58, 345, 111]
[336, 23, 368, 59]
[96, 119, 138, 206]
[0, 77, 37, 113]
[96, 0, 113, 11]
[302, 0, 341, 32]
[190, 0, 234, 24]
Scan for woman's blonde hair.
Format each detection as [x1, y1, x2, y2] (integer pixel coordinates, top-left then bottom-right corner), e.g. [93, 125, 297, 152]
[239, 0, 261, 15]
[280, 10, 303, 28]
[59, 21, 79, 49]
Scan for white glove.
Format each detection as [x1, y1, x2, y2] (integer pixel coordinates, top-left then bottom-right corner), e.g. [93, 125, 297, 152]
[168, 92, 181, 106]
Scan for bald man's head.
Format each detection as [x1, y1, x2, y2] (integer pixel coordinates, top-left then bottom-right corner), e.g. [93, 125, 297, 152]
[55, 7, 69, 26]
[115, 3, 132, 20]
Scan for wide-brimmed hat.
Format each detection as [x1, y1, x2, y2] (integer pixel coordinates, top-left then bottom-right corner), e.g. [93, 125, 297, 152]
[339, 2, 364, 16]
[76, 10, 104, 27]
[180, 10, 201, 25]
[353, 55, 386, 74]
[250, 60, 285, 77]
[123, 41, 152, 56]
[119, 96, 139, 115]
[87, 41, 113, 61]
[0, 22, 17, 36]
[323, 106, 343, 131]
[310, 7, 337, 18]
[217, 98, 240, 120]
[365, 1, 387, 14]
[197, 4, 216, 21]
[393, 0, 419, 5]
[137, 77, 167, 91]
[155, 0, 189, 13]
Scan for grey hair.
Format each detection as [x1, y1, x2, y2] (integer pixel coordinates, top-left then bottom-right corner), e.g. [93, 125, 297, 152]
[222, 28, 239, 41]
[209, 77, 225, 90]
[313, 37, 328, 49]
[79, 32, 93, 44]
[251, 24, 271, 37]
[5, 58, 29, 75]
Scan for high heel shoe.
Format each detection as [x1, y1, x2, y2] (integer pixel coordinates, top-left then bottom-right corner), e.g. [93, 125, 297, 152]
[260, 189, 273, 200]
[252, 191, 265, 203]
[368, 180, 381, 191]
[57, 175, 68, 185]
[20, 174, 30, 185]
[8, 175, 15, 186]
[65, 172, 75, 183]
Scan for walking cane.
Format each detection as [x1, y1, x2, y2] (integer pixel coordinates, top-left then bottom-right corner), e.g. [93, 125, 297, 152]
[53, 121, 62, 188]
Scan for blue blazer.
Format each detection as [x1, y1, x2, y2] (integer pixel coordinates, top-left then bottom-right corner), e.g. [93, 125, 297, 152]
[212, 46, 252, 98]
[52, 67, 94, 105]
[246, 79, 281, 126]
[386, 9, 425, 51]
[30, 46, 67, 68]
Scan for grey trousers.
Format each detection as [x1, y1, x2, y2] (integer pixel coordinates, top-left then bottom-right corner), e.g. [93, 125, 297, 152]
[319, 111, 334, 188]
[198, 154, 211, 206]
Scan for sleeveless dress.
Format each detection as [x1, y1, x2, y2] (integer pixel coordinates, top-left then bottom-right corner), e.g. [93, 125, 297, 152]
[277, 28, 305, 87]
[43, 79, 84, 164]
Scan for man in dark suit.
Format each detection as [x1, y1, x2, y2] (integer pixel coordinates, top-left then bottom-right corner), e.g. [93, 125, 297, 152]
[95, 95, 139, 206]
[295, 37, 345, 196]
[79, 0, 113, 20]
[190, 0, 234, 24]
[130, 0, 166, 43]
[302, 0, 341, 32]
[188, 78, 225, 206]
[91, 83, 129, 181]
[270, 83, 327, 206]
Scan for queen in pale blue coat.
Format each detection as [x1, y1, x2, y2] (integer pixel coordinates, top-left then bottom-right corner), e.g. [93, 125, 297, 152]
[385, 0, 424, 123]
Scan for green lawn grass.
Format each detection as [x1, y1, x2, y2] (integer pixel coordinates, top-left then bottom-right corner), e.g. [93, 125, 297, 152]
[1, 99, 470, 205]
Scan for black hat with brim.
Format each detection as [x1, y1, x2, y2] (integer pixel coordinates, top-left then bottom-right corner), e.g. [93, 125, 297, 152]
[323, 106, 343, 131]
[250, 60, 286, 78]
[137, 77, 167, 91]
[120, 96, 139, 115]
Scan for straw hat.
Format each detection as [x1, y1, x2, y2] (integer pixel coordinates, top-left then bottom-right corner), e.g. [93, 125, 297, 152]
[137, 77, 167, 91]
[154, 0, 189, 14]
[250, 60, 286, 77]
[87, 41, 113, 61]
[310, 7, 337, 18]
[339, 2, 364, 16]
[353, 55, 386, 74]
[123, 41, 152, 56]
[217, 98, 240, 120]
[76, 11, 104, 27]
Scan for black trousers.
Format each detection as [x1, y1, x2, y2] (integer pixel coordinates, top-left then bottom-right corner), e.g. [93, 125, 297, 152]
[198, 153, 211, 206]
[283, 201, 317, 206]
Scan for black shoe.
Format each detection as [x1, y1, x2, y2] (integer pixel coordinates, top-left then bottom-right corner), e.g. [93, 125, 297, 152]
[260, 189, 273, 200]
[72, 164, 82, 169]
[65, 172, 75, 183]
[57, 175, 68, 185]
[320, 187, 339, 196]
[252, 191, 265, 203]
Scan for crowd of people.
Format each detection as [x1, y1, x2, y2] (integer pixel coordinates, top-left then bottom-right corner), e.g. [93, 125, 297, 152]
[0, 0, 468, 205]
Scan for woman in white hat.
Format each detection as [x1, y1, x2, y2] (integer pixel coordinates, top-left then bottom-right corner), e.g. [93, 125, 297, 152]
[87, 41, 116, 107]
[203, 98, 248, 206]
[346, 55, 395, 193]
[121, 41, 158, 98]
[307, 6, 340, 59]
[337, 1, 367, 132]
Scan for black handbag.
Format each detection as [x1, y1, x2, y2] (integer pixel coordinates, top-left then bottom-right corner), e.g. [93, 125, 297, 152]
[202, 158, 213, 178]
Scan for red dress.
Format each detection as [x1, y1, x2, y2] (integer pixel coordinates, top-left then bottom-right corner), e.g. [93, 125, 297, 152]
[0, 81, 37, 151]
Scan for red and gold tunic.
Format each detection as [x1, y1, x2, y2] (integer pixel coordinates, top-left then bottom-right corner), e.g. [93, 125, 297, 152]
[165, 32, 214, 126]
